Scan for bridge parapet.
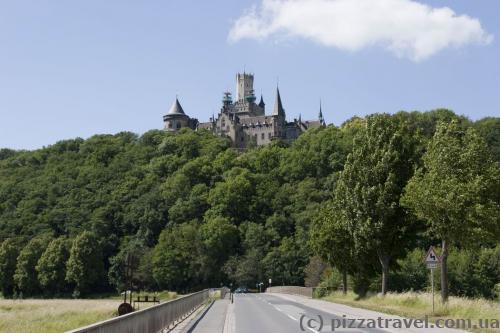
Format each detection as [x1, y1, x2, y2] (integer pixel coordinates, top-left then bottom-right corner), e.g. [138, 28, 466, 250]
[266, 286, 313, 298]
[65, 289, 210, 333]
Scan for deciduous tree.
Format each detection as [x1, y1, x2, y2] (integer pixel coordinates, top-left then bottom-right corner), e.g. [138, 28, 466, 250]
[402, 121, 499, 301]
[14, 236, 51, 295]
[335, 114, 418, 295]
[66, 231, 105, 296]
[36, 237, 70, 294]
[0, 239, 22, 297]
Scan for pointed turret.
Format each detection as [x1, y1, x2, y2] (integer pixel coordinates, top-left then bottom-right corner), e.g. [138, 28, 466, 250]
[258, 94, 265, 108]
[163, 96, 192, 132]
[319, 100, 325, 125]
[273, 87, 285, 117]
[168, 97, 185, 115]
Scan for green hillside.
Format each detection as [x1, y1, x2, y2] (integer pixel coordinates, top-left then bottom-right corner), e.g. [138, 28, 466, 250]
[0, 110, 498, 300]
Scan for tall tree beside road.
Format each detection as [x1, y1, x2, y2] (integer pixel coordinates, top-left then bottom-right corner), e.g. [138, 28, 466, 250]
[334, 114, 418, 295]
[310, 201, 354, 294]
[402, 121, 499, 302]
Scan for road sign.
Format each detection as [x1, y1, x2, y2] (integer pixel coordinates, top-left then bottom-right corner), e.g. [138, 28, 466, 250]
[427, 262, 438, 269]
[423, 246, 441, 315]
[424, 246, 440, 269]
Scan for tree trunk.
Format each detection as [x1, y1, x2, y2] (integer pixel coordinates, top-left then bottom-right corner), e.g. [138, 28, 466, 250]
[440, 239, 449, 302]
[378, 253, 390, 295]
[342, 270, 348, 295]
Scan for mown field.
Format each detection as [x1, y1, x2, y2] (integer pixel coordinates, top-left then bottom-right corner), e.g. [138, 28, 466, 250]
[0, 292, 176, 333]
[323, 291, 500, 333]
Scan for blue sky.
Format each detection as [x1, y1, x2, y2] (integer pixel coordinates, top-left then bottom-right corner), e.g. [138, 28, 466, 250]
[1, 0, 499, 150]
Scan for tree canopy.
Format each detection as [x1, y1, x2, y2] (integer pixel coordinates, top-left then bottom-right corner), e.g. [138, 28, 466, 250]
[0, 110, 498, 299]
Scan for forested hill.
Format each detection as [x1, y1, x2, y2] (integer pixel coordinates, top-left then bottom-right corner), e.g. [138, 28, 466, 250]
[0, 110, 498, 298]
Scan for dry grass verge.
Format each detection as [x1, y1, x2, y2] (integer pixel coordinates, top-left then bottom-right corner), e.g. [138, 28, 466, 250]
[322, 291, 500, 333]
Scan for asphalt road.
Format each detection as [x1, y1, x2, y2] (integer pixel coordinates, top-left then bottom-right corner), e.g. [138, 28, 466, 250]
[231, 293, 390, 333]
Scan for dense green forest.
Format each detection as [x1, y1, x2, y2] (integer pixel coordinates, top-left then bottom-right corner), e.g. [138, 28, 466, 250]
[0, 110, 498, 300]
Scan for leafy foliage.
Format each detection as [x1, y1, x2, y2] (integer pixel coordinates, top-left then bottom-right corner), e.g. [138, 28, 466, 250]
[66, 231, 105, 296]
[0, 238, 22, 297]
[0, 111, 498, 299]
[14, 236, 51, 295]
[36, 237, 71, 294]
[401, 120, 499, 301]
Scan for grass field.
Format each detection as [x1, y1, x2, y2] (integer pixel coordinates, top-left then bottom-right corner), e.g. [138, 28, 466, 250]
[0, 292, 177, 333]
[322, 291, 500, 333]
[0, 299, 117, 333]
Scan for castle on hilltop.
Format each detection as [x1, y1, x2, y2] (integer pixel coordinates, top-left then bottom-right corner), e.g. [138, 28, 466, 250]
[163, 73, 326, 148]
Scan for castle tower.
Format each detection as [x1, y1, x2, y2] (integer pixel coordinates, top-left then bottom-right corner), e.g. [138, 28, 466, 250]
[236, 73, 254, 102]
[273, 87, 285, 118]
[163, 97, 193, 131]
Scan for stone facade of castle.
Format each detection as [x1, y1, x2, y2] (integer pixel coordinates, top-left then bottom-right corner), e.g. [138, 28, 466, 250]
[163, 73, 325, 148]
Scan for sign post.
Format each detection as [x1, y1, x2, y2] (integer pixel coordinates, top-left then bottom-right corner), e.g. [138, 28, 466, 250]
[424, 246, 441, 315]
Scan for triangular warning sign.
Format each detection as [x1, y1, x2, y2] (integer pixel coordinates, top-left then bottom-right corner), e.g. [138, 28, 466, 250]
[424, 246, 441, 263]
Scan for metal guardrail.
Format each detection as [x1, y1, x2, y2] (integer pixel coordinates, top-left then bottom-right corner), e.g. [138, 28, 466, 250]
[266, 286, 313, 298]
[65, 289, 210, 333]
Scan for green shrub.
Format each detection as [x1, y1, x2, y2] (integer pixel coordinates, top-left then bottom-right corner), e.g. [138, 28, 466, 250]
[391, 249, 428, 292]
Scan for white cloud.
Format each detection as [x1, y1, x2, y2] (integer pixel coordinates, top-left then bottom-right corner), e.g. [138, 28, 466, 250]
[228, 0, 493, 61]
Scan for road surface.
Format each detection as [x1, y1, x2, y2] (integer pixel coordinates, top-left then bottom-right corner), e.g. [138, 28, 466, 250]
[218, 293, 470, 333]
[228, 293, 390, 333]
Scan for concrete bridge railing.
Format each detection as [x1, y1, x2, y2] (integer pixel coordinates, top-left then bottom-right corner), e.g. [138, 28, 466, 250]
[66, 289, 210, 333]
[266, 286, 313, 298]
[220, 286, 230, 299]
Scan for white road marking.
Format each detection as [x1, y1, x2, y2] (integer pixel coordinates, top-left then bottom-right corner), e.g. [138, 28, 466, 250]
[261, 295, 370, 333]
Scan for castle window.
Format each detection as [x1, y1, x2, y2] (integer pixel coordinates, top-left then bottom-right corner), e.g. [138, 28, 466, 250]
[168, 122, 172, 128]
[268, 132, 271, 139]
[261, 133, 265, 140]
[176, 123, 181, 129]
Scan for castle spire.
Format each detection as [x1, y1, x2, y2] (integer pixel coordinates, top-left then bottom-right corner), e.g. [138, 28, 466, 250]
[168, 97, 185, 115]
[319, 99, 325, 125]
[273, 87, 285, 117]
[258, 94, 265, 108]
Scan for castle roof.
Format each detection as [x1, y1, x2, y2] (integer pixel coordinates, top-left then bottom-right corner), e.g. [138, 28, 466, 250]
[258, 95, 265, 107]
[239, 115, 274, 127]
[168, 97, 186, 116]
[273, 88, 285, 117]
[304, 120, 323, 129]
